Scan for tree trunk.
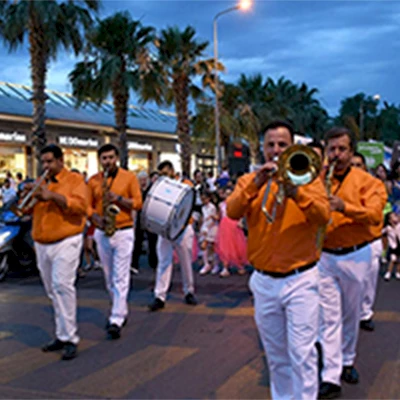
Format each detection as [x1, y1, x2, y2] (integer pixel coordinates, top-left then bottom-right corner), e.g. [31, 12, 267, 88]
[112, 63, 129, 169]
[29, 15, 48, 178]
[173, 75, 191, 176]
[249, 139, 261, 165]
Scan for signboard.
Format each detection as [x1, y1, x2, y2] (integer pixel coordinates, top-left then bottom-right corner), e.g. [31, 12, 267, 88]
[357, 141, 384, 169]
[0, 131, 26, 143]
[127, 141, 152, 151]
[59, 136, 99, 148]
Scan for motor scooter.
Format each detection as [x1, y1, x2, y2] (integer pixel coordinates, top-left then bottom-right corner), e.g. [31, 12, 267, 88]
[0, 204, 36, 281]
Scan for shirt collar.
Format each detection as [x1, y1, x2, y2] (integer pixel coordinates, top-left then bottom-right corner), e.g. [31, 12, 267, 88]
[51, 168, 68, 183]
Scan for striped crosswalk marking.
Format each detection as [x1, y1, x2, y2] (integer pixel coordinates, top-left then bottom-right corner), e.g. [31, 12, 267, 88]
[215, 355, 271, 399]
[0, 339, 97, 385]
[0, 331, 12, 340]
[61, 345, 198, 398]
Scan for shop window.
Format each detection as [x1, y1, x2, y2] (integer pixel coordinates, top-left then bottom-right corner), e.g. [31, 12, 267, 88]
[128, 152, 149, 173]
[0, 147, 26, 181]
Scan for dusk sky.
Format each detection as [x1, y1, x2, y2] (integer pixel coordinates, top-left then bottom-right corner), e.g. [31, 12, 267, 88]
[1, 0, 399, 116]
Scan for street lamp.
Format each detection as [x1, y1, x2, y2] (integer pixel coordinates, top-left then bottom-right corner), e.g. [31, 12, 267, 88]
[213, 0, 251, 174]
[359, 94, 380, 141]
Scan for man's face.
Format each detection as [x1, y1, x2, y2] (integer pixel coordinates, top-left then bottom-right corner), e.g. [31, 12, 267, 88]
[194, 172, 203, 183]
[326, 135, 354, 173]
[139, 176, 148, 190]
[160, 166, 174, 178]
[150, 173, 159, 183]
[351, 155, 366, 171]
[99, 150, 118, 172]
[263, 127, 292, 162]
[41, 152, 63, 177]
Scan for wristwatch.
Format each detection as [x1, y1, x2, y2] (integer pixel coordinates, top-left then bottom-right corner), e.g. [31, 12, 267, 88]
[117, 195, 123, 202]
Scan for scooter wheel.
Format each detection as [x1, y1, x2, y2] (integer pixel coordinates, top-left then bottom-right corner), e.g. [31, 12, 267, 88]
[0, 253, 9, 282]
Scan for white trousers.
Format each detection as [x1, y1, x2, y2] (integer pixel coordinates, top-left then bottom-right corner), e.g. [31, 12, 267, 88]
[154, 224, 195, 302]
[318, 245, 371, 385]
[361, 238, 382, 321]
[249, 268, 319, 400]
[35, 234, 83, 345]
[94, 228, 134, 327]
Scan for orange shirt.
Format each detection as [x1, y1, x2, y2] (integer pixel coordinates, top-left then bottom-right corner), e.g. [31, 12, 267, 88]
[88, 168, 142, 229]
[227, 172, 330, 273]
[365, 177, 387, 241]
[32, 168, 88, 244]
[324, 168, 384, 249]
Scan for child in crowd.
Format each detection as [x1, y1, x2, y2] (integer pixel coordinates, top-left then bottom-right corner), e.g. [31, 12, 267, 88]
[199, 191, 219, 275]
[215, 188, 248, 277]
[383, 212, 400, 281]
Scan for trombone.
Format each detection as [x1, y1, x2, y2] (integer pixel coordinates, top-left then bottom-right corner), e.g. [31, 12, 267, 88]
[12, 170, 49, 217]
[261, 145, 322, 223]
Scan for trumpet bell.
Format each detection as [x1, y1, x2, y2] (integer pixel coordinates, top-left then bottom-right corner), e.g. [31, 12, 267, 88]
[279, 145, 322, 186]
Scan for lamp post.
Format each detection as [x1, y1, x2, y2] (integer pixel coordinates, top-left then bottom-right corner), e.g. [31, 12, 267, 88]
[359, 94, 380, 141]
[213, 0, 251, 174]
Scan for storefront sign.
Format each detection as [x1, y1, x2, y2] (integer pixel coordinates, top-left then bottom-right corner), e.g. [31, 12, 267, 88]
[357, 141, 384, 169]
[128, 141, 152, 151]
[59, 136, 99, 148]
[0, 131, 26, 143]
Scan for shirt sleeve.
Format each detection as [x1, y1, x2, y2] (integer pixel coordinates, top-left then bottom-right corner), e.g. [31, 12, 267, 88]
[227, 174, 260, 220]
[130, 174, 143, 211]
[295, 178, 331, 226]
[86, 178, 96, 218]
[65, 175, 88, 217]
[342, 177, 384, 226]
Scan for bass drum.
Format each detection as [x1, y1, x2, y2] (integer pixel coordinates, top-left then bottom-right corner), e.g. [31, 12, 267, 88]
[141, 177, 195, 241]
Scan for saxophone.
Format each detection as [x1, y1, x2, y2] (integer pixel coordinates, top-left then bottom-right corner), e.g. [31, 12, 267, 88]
[102, 169, 121, 237]
[316, 160, 336, 251]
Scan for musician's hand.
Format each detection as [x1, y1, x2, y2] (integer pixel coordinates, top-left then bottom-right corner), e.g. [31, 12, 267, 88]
[283, 182, 298, 199]
[329, 195, 345, 213]
[106, 191, 118, 203]
[34, 186, 53, 202]
[91, 213, 104, 229]
[254, 161, 278, 189]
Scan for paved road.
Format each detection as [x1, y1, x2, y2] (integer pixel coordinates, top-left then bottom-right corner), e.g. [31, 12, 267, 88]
[0, 263, 399, 399]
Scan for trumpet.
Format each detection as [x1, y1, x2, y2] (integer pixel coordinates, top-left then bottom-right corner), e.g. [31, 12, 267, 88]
[261, 145, 322, 223]
[12, 170, 49, 217]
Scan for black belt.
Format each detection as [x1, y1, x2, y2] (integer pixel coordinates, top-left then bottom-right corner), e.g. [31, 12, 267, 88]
[256, 261, 316, 278]
[98, 225, 133, 232]
[323, 241, 369, 256]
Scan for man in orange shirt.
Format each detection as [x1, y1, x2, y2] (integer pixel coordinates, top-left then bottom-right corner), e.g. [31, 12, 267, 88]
[148, 160, 197, 311]
[88, 144, 142, 340]
[350, 152, 387, 331]
[227, 121, 330, 400]
[318, 128, 384, 399]
[31, 145, 88, 361]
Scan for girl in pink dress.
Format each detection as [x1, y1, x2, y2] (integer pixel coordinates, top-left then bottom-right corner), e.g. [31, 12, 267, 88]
[215, 188, 248, 277]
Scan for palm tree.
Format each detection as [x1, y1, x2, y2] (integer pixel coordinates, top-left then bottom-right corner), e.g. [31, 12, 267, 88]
[0, 0, 98, 177]
[69, 12, 155, 169]
[140, 26, 217, 176]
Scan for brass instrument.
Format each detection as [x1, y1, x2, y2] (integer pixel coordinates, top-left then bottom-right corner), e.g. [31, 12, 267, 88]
[102, 169, 120, 237]
[11, 170, 49, 217]
[261, 145, 322, 223]
[316, 159, 337, 250]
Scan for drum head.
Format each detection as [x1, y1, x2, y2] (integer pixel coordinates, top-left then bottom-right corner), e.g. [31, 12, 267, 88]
[167, 186, 195, 241]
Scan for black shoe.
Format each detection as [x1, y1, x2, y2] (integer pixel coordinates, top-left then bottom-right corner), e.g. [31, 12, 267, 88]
[107, 324, 121, 340]
[106, 318, 127, 330]
[42, 339, 66, 352]
[318, 382, 342, 399]
[184, 293, 197, 306]
[61, 342, 77, 360]
[360, 319, 375, 332]
[341, 366, 359, 384]
[148, 298, 165, 312]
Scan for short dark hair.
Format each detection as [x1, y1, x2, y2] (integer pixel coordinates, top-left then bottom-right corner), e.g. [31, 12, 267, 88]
[262, 120, 295, 142]
[40, 144, 63, 159]
[324, 127, 356, 150]
[353, 151, 366, 166]
[16, 172, 23, 180]
[157, 160, 174, 171]
[98, 143, 119, 157]
[149, 170, 159, 179]
[307, 140, 324, 154]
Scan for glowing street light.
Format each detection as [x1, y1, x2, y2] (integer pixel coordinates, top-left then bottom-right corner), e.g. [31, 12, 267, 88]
[213, 0, 252, 174]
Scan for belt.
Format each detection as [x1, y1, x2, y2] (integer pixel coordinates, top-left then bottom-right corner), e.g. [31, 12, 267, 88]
[255, 261, 316, 278]
[98, 225, 133, 232]
[322, 241, 369, 255]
